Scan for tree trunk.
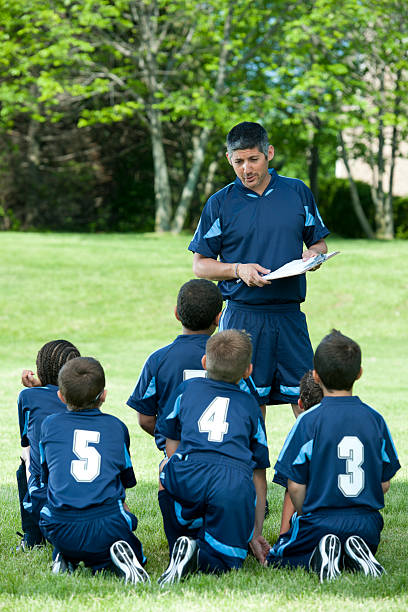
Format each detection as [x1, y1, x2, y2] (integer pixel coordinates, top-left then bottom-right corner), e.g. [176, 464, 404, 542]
[338, 132, 375, 239]
[308, 116, 321, 201]
[148, 106, 172, 232]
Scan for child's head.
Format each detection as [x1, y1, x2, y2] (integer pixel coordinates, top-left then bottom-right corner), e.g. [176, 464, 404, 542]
[204, 329, 252, 383]
[36, 340, 80, 386]
[176, 279, 223, 332]
[58, 357, 105, 411]
[314, 329, 362, 392]
[298, 370, 323, 411]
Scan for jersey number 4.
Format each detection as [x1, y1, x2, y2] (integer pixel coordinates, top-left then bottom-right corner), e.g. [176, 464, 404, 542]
[198, 397, 229, 442]
[71, 429, 101, 483]
[337, 435, 364, 497]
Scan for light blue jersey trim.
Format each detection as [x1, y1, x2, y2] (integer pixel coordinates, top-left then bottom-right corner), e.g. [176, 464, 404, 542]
[39, 441, 45, 464]
[304, 205, 315, 227]
[143, 376, 156, 399]
[124, 444, 132, 469]
[255, 418, 268, 447]
[257, 386, 271, 398]
[28, 484, 39, 495]
[40, 506, 51, 517]
[23, 501, 32, 510]
[238, 378, 250, 393]
[22, 411, 30, 437]
[204, 531, 247, 559]
[174, 501, 203, 529]
[166, 394, 182, 420]
[315, 205, 326, 228]
[277, 403, 321, 462]
[118, 499, 132, 530]
[265, 188, 274, 196]
[293, 439, 314, 465]
[280, 385, 300, 396]
[218, 301, 229, 331]
[246, 193, 259, 198]
[203, 218, 221, 239]
[381, 439, 390, 463]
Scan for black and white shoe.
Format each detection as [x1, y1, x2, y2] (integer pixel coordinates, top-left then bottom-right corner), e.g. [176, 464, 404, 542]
[51, 552, 76, 575]
[344, 535, 385, 577]
[110, 540, 150, 585]
[158, 536, 198, 587]
[309, 534, 342, 583]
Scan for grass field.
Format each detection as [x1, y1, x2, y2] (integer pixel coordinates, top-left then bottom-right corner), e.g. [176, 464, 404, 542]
[0, 232, 407, 611]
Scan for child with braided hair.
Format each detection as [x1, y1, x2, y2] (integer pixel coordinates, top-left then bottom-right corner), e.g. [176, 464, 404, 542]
[17, 339, 80, 550]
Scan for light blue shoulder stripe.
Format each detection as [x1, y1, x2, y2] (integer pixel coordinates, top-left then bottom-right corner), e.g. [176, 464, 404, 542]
[315, 204, 326, 228]
[166, 394, 183, 420]
[124, 444, 132, 469]
[304, 205, 315, 227]
[143, 376, 156, 399]
[203, 218, 221, 239]
[381, 439, 390, 463]
[293, 439, 314, 465]
[39, 441, 45, 464]
[22, 411, 30, 436]
[255, 418, 268, 447]
[204, 531, 247, 559]
[277, 402, 321, 462]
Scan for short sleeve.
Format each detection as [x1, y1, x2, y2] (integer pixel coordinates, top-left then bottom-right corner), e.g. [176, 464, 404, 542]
[380, 422, 401, 482]
[127, 357, 158, 417]
[188, 195, 222, 259]
[120, 423, 137, 488]
[18, 391, 30, 447]
[158, 383, 187, 442]
[274, 414, 312, 485]
[250, 415, 270, 469]
[301, 187, 330, 248]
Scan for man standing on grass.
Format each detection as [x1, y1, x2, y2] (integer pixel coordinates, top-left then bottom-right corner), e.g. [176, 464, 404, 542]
[189, 122, 329, 416]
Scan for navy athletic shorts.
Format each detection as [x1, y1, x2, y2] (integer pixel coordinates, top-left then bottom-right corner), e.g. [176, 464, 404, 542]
[160, 452, 256, 571]
[40, 499, 146, 571]
[219, 301, 313, 405]
[266, 507, 384, 569]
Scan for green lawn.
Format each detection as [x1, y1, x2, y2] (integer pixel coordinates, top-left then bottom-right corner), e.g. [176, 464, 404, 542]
[0, 232, 407, 611]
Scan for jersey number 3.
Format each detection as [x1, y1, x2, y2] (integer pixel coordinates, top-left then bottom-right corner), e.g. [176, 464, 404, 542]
[198, 397, 229, 442]
[71, 429, 101, 482]
[337, 435, 364, 497]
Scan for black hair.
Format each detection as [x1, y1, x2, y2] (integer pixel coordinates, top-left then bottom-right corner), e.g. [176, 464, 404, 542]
[177, 279, 223, 331]
[226, 122, 269, 157]
[58, 357, 105, 411]
[36, 339, 80, 386]
[314, 329, 361, 392]
[299, 370, 323, 410]
[206, 329, 252, 383]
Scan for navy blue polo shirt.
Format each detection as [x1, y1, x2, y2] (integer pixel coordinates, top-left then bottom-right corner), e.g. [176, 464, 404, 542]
[274, 396, 400, 513]
[189, 169, 329, 305]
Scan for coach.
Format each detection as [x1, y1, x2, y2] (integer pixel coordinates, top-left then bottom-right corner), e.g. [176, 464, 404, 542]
[188, 122, 329, 416]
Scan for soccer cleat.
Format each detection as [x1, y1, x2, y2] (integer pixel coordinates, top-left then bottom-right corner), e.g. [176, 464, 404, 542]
[51, 552, 76, 575]
[344, 535, 385, 577]
[110, 540, 150, 585]
[158, 536, 198, 587]
[309, 534, 342, 583]
[16, 531, 45, 552]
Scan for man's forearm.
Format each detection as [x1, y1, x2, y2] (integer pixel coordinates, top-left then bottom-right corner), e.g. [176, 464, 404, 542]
[193, 253, 236, 281]
[308, 239, 328, 255]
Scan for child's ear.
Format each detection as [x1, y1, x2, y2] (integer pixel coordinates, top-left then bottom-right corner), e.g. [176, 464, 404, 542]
[243, 363, 253, 379]
[57, 389, 66, 404]
[99, 389, 107, 404]
[298, 398, 305, 413]
[214, 311, 222, 326]
[174, 306, 181, 322]
[312, 369, 321, 385]
[201, 355, 207, 370]
[356, 367, 363, 381]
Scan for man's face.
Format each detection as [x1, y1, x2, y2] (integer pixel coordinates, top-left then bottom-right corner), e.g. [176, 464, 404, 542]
[226, 145, 274, 195]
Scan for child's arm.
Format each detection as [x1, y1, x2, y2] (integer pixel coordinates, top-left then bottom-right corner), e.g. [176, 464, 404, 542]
[137, 413, 156, 436]
[287, 479, 306, 515]
[249, 468, 270, 563]
[382, 480, 390, 494]
[279, 489, 296, 535]
[165, 438, 179, 458]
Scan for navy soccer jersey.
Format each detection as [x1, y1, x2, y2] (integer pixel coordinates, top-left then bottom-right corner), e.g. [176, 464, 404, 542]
[39, 408, 136, 510]
[18, 385, 66, 485]
[275, 396, 400, 513]
[159, 377, 270, 471]
[128, 333, 263, 450]
[188, 169, 329, 305]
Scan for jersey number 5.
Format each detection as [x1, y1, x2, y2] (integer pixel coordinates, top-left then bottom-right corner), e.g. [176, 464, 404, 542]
[198, 397, 229, 442]
[337, 435, 364, 497]
[71, 429, 101, 483]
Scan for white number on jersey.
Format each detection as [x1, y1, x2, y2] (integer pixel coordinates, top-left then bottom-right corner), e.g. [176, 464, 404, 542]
[71, 429, 101, 483]
[183, 369, 207, 381]
[337, 435, 364, 497]
[198, 396, 229, 442]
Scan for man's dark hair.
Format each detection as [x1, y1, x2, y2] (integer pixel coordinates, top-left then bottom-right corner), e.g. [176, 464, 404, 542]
[36, 340, 80, 386]
[58, 357, 105, 411]
[226, 122, 269, 157]
[206, 329, 252, 383]
[314, 330, 361, 392]
[299, 370, 323, 410]
[177, 279, 223, 331]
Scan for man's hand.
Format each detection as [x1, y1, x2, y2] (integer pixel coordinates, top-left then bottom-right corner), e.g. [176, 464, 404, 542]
[302, 239, 327, 271]
[21, 370, 41, 387]
[249, 534, 271, 564]
[237, 263, 271, 287]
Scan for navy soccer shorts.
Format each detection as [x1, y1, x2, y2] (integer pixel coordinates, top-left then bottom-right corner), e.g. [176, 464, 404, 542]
[160, 452, 256, 573]
[219, 301, 313, 405]
[40, 499, 146, 572]
[266, 507, 384, 569]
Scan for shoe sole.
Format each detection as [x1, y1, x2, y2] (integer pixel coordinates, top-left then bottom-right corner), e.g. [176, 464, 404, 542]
[158, 537, 198, 586]
[310, 534, 341, 583]
[344, 536, 385, 577]
[110, 540, 150, 585]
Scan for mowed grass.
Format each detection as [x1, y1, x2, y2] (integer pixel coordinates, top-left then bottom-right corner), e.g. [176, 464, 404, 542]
[0, 232, 407, 611]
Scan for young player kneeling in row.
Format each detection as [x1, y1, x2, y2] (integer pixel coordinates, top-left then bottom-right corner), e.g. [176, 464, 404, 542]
[39, 357, 149, 584]
[157, 329, 270, 585]
[266, 330, 400, 582]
